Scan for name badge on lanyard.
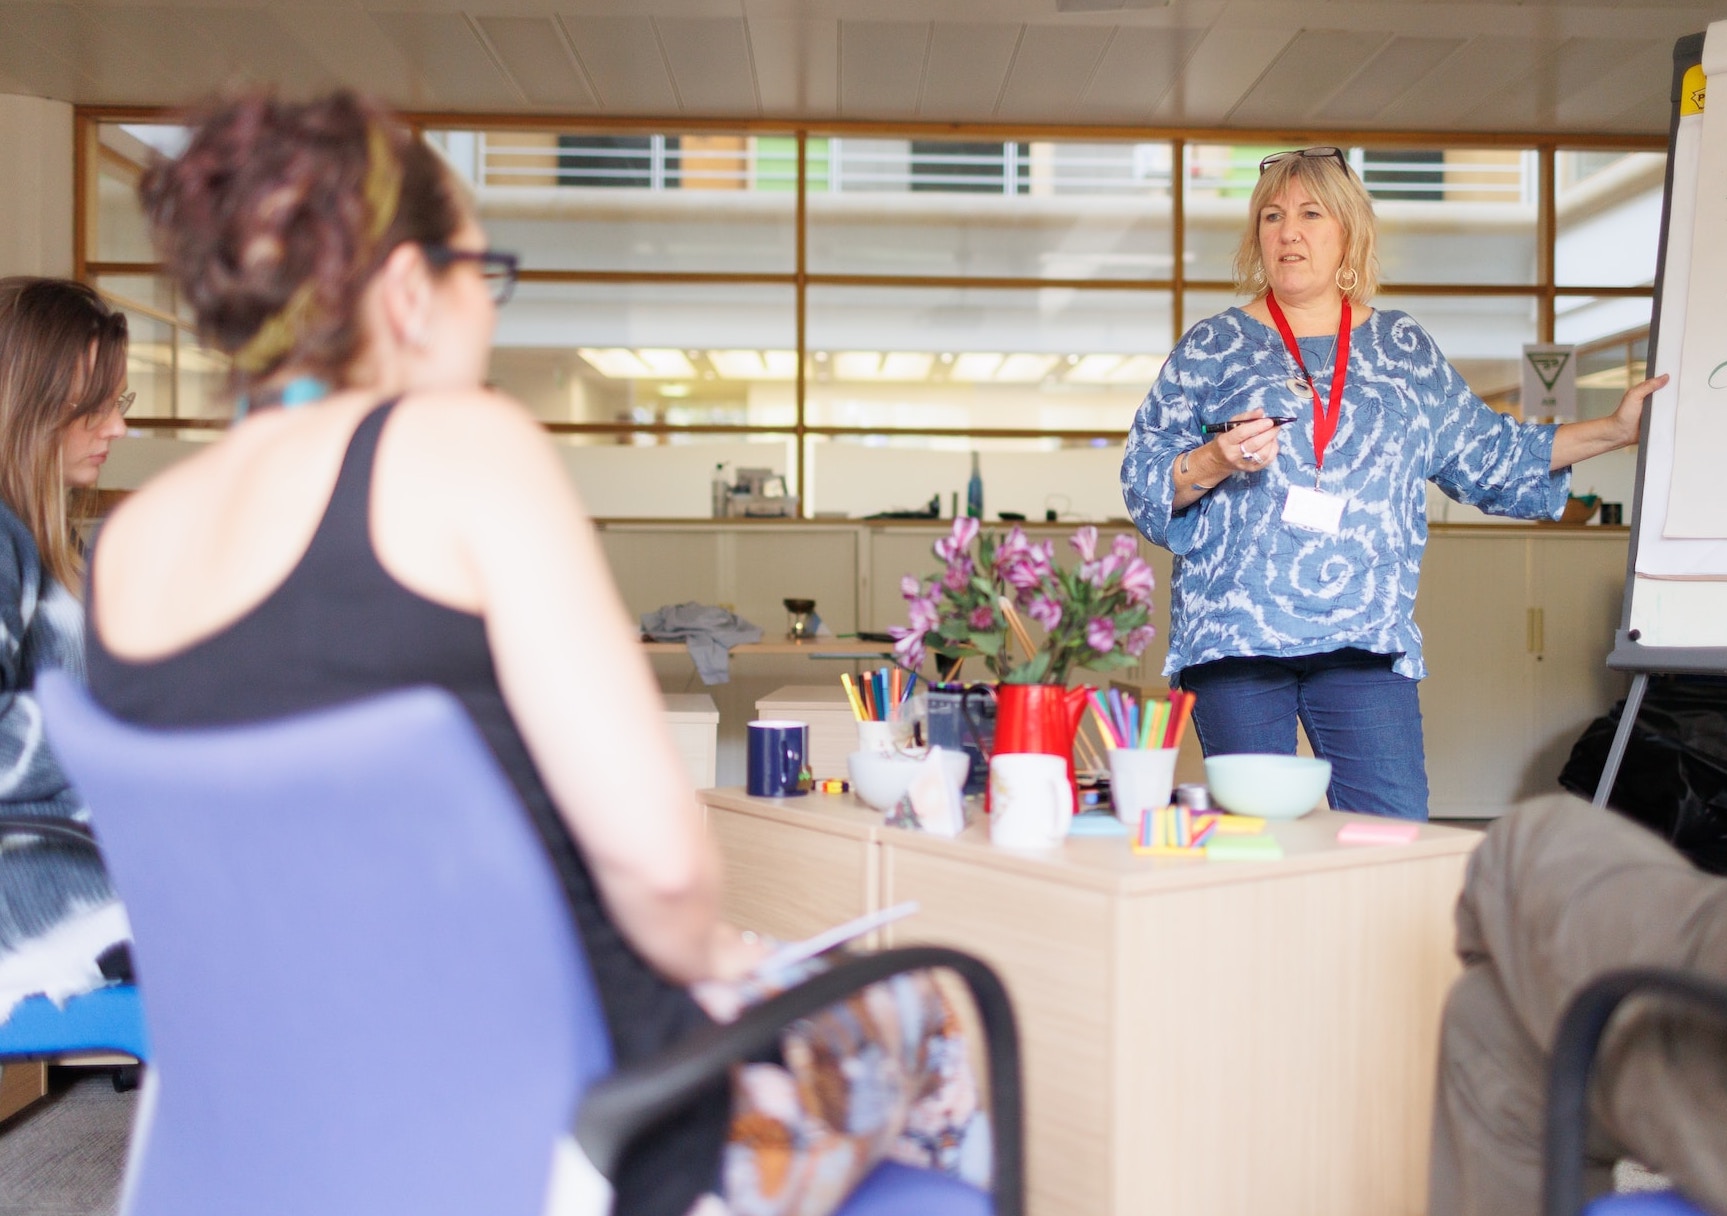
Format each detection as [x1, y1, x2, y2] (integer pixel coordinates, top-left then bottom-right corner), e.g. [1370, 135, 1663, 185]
[1265, 294, 1351, 535]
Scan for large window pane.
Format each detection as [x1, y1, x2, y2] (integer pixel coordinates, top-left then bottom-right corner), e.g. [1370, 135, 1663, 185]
[95, 272, 230, 421]
[1556, 295, 1653, 350]
[807, 137, 1173, 280]
[94, 123, 185, 263]
[1184, 144, 1538, 286]
[806, 434, 1128, 522]
[1555, 150, 1665, 288]
[803, 285, 1167, 431]
[553, 432, 796, 519]
[428, 128, 797, 274]
[496, 281, 797, 428]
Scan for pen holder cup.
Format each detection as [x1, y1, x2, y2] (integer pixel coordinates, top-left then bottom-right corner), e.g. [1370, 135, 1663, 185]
[857, 719, 915, 756]
[1107, 748, 1179, 828]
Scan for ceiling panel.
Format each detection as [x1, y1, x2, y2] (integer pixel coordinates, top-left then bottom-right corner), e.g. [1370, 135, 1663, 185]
[1149, 26, 1295, 125]
[1313, 36, 1465, 126]
[1561, 42, 1673, 131]
[1461, 37, 1647, 129]
[921, 22, 1021, 120]
[1228, 29, 1390, 126]
[286, 10, 419, 104]
[185, 9, 344, 99]
[837, 20, 928, 117]
[996, 24, 1116, 120]
[748, 18, 838, 117]
[473, 16, 598, 109]
[368, 12, 522, 109]
[0, 5, 92, 101]
[71, 8, 231, 102]
[560, 15, 680, 113]
[1080, 26, 1204, 119]
[1375, 36, 1549, 129]
[656, 17, 759, 113]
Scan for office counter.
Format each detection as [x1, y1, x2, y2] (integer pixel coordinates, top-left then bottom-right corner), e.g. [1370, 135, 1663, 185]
[703, 787, 1480, 1216]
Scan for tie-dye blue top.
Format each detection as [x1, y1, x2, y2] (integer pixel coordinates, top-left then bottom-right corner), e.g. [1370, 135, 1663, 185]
[1120, 306, 1569, 682]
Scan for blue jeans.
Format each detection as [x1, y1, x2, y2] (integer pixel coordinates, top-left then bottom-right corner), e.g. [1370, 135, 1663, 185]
[1178, 649, 1429, 820]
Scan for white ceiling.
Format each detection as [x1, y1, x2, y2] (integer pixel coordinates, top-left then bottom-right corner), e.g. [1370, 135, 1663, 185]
[2, 0, 1721, 135]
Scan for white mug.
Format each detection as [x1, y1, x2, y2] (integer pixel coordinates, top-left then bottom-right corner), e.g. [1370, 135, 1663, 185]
[988, 753, 1073, 850]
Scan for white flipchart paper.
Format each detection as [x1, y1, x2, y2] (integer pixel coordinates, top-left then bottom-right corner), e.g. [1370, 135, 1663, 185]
[1664, 23, 1727, 539]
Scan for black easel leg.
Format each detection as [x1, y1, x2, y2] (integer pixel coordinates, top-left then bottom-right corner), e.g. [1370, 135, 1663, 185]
[1592, 672, 1648, 808]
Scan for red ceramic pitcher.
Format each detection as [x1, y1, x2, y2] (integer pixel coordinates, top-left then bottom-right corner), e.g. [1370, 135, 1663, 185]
[964, 683, 1089, 813]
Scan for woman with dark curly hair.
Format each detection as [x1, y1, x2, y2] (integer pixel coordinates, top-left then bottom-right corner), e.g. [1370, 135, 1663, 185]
[0, 277, 130, 1019]
[86, 92, 981, 1216]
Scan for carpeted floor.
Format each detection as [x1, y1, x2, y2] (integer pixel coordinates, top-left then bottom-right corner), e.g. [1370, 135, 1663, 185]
[0, 1068, 134, 1216]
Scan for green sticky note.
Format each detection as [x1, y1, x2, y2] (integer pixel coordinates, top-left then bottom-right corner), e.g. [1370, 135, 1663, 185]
[1205, 835, 1284, 861]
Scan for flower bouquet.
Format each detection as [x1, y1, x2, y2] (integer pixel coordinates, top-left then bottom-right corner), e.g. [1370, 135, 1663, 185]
[890, 518, 1157, 684]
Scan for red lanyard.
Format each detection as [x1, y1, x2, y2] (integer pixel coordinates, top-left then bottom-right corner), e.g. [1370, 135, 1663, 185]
[1264, 295, 1350, 476]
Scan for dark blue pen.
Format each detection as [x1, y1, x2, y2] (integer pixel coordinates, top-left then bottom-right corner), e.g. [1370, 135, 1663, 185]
[1201, 417, 1296, 434]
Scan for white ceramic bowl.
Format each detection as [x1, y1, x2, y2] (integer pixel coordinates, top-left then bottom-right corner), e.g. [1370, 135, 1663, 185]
[847, 749, 971, 813]
[1202, 754, 1331, 820]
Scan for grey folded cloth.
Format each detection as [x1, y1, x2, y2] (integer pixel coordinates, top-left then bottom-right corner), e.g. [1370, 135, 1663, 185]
[640, 602, 763, 685]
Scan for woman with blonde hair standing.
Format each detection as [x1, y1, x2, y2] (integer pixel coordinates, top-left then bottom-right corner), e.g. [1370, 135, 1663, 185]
[0, 277, 131, 1019]
[1121, 147, 1665, 821]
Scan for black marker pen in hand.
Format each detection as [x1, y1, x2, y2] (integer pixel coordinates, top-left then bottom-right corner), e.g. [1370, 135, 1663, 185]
[1201, 417, 1296, 435]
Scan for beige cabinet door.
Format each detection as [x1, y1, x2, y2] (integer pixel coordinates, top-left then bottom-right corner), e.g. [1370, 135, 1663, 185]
[731, 526, 862, 637]
[1527, 535, 1631, 798]
[868, 528, 942, 634]
[598, 526, 723, 622]
[1415, 533, 1534, 817]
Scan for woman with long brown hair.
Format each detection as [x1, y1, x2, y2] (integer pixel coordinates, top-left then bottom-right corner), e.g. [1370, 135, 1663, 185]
[0, 276, 131, 1020]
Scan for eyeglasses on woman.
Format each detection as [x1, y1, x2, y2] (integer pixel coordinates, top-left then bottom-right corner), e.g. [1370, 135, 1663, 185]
[422, 246, 520, 306]
[78, 390, 133, 430]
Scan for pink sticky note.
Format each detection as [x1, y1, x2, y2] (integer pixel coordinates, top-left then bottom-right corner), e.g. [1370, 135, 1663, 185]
[1337, 820, 1421, 846]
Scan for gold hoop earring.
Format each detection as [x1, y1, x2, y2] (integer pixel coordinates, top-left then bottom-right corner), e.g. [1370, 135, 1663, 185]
[1336, 266, 1359, 294]
[1250, 266, 1267, 291]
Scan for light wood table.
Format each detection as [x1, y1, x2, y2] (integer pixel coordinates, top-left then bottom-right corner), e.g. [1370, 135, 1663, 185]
[702, 788, 1480, 1216]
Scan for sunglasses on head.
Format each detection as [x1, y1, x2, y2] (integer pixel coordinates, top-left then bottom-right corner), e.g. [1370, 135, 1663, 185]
[1258, 147, 1350, 176]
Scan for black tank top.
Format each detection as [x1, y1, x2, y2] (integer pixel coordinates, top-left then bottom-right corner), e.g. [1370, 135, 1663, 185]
[86, 399, 725, 1216]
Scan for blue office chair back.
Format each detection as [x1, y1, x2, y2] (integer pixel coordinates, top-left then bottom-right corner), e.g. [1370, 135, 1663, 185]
[39, 672, 608, 1216]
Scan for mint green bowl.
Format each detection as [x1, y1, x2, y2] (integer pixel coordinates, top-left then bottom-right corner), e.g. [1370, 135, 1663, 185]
[1203, 754, 1331, 819]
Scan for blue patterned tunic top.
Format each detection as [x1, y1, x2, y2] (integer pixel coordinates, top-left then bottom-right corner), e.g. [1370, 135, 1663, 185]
[1120, 306, 1569, 682]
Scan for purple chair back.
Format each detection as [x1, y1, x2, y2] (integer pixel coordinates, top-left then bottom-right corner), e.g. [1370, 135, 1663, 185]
[40, 674, 608, 1216]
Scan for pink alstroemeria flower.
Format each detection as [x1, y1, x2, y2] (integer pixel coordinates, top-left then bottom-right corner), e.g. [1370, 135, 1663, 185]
[1124, 624, 1157, 657]
[1027, 595, 1063, 632]
[1086, 617, 1115, 652]
[889, 626, 925, 670]
[933, 516, 980, 564]
[907, 592, 941, 634]
[1120, 557, 1155, 606]
[1069, 525, 1099, 562]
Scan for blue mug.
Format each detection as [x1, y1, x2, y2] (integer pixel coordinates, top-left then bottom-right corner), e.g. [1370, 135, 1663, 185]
[747, 720, 809, 798]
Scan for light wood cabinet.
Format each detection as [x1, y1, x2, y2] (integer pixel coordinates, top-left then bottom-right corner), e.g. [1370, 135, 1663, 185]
[1415, 527, 1629, 817]
[704, 788, 1479, 1216]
